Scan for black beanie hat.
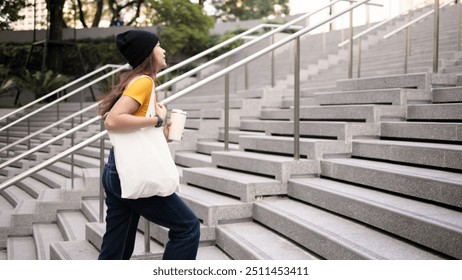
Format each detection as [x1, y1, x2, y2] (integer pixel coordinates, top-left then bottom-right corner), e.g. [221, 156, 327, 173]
[116, 30, 159, 68]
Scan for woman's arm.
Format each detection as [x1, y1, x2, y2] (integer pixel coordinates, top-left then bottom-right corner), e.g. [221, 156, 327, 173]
[104, 95, 159, 131]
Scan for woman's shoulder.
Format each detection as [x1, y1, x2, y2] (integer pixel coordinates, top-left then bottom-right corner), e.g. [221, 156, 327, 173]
[126, 75, 154, 92]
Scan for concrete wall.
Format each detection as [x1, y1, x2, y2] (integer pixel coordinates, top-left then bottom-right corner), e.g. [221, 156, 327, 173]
[0, 14, 305, 43]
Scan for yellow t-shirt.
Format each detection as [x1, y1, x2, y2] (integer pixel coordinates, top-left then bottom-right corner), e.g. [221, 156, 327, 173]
[122, 76, 154, 117]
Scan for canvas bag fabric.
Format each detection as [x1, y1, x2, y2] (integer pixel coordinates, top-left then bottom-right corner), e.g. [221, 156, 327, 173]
[107, 76, 179, 199]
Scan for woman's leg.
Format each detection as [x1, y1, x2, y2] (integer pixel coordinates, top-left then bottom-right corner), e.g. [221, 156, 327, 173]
[98, 150, 139, 260]
[123, 193, 200, 260]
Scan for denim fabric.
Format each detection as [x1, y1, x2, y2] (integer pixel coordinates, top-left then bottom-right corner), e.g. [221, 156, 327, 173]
[98, 149, 200, 260]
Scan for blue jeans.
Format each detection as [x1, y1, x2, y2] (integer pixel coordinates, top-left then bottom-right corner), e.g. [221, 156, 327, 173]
[98, 149, 200, 260]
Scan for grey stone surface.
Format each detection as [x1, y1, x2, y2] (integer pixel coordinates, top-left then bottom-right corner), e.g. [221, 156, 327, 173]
[289, 177, 462, 259]
[182, 167, 285, 202]
[336, 73, 431, 91]
[254, 198, 445, 259]
[381, 121, 462, 142]
[216, 222, 320, 260]
[238, 135, 351, 159]
[298, 105, 406, 122]
[174, 151, 214, 168]
[313, 88, 406, 106]
[196, 140, 240, 155]
[432, 86, 462, 103]
[352, 139, 462, 170]
[33, 223, 64, 260]
[212, 150, 319, 182]
[407, 103, 462, 121]
[320, 158, 462, 208]
[178, 184, 252, 226]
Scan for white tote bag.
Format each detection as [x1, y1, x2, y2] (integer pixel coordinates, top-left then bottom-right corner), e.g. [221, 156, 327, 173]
[107, 76, 179, 199]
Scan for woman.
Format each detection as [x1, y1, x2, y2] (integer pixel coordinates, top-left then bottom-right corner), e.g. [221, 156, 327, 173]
[97, 30, 200, 260]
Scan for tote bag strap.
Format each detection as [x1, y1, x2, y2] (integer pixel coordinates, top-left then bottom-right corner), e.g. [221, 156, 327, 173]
[125, 75, 156, 118]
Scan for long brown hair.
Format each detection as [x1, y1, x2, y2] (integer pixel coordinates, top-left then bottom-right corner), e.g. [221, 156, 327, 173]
[98, 50, 160, 116]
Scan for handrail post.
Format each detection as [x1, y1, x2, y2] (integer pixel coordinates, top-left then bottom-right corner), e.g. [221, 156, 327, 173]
[27, 118, 31, 153]
[224, 59, 230, 152]
[99, 119, 105, 223]
[144, 219, 150, 253]
[71, 117, 75, 189]
[458, 0, 461, 51]
[271, 34, 276, 87]
[348, 2, 354, 79]
[357, 38, 362, 78]
[245, 63, 249, 90]
[404, 27, 410, 74]
[433, 0, 440, 73]
[294, 37, 301, 161]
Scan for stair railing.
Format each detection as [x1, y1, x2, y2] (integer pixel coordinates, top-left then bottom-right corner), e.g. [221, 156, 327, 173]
[382, 0, 453, 74]
[154, 0, 345, 93]
[0, 18, 322, 157]
[0, 0, 372, 255]
[0, 64, 124, 125]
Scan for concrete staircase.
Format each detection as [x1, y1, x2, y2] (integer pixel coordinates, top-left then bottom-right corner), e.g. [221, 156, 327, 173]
[0, 3, 461, 260]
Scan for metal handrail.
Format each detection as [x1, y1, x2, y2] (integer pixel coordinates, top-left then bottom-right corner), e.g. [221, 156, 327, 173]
[156, 0, 344, 93]
[0, 115, 100, 171]
[0, 64, 124, 124]
[157, 23, 304, 78]
[0, 18, 328, 153]
[0, 102, 98, 154]
[0, 1, 345, 181]
[382, 1, 451, 39]
[0, 0, 372, 193]
[382, 0, 452, 74]
[0, 1, 373, 257]
[0, 64, 129, 133]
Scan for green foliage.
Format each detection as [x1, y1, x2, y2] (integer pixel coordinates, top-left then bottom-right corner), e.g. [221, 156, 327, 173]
[147, 0, 215, 58]
[10, 69, 70, 100]
[0, 0, 27, 30]
[213, 0, 290, 21]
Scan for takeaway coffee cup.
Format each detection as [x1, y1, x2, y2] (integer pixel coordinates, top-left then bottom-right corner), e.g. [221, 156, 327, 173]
[168, 109, 187, 141]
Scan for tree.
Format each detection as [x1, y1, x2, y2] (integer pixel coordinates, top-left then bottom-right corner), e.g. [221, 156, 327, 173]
[146, 0, 214, 58]
[46, 0, 66, 72]
[0, 0, 27, 30]
[212, 0, 290, 21]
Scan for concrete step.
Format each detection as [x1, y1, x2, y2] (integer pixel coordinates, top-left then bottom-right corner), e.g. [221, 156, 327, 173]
[183, 167, 285, 202]
[178, 184, 252, 226]
[14, 176, 50, 199]
[31, 168, 69, 189]
[313, 88, 430, 106]
[352, 139, 462, 171]
[239, 135, 351, 159]
[196, 140, 240, 155]
[7, 236, 37, 260]
[432, 86, 462, 103]
[239, 118, 267, 132]
[175, 151, 213, 168]
[136, 202, 217, 244]
[218, 129, 265, 144]
[407, 103, 462, 121]
[216, 222, 321, 260]
[321, 157, 462, 208]
[380, 121, 462, 143]
[336, 73, 430, 92]
[264, 120, 380, 140]
[57, 210, 88, 241]
[254, 198, 446, 259]
[50, 240, 100, 260]
[33, 223, 64, 260]
[85, 222, 164, 259]
[1, 185, 34, 208]
[289, 177, 462, 259]
[195, 245, 231, 260]
[262, 105, 407, 122]
[212, 150, 319, 182]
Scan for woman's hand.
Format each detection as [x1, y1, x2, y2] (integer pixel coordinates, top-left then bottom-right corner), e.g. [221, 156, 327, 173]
[163, 121, 172, 142]
[156, 102, 167, 124]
